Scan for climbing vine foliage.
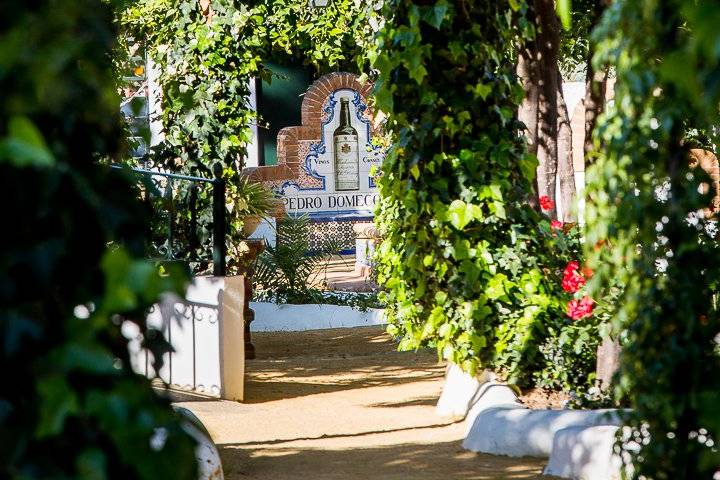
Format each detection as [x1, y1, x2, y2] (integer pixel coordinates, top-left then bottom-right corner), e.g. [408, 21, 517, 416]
[588, 1, 720, 476]
[123, 0, 376, 170]
[122, 0, 379, 272]
[372, 0, 597, 385]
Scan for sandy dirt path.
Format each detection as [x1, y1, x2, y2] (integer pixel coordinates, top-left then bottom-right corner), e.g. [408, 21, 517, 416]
[176, 326, 549, 479]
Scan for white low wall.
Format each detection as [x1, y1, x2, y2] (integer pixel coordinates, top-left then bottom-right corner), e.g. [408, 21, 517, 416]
[544, 425, 624, 480]
[436, 364, 501, 418]
[250, 302, 385, 331]
[175, 406, 225, 480]
[126, 276, 245, 401]
[463, 406, 622, 458]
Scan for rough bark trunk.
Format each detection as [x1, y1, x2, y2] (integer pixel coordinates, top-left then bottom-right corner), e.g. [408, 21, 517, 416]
[533, 0, 560, 219]
[583, 36, 608, 162]
[518, 49, 539, 158]
[596, 336, 621, 390]
[556, 68, 577, 223]
[517, 40, 541, 208]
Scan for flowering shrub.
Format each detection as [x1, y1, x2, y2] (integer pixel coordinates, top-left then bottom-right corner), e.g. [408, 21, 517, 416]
[483, 213, 613, 392]
[539, 195, 555, 212]
[567, 296, 594, 320]
[526, 219, 614, 392]
[561, 260, 587, 293]
[372, 0, 612, 394]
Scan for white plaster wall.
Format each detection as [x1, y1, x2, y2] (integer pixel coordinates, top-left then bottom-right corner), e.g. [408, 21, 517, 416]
[126, 276, 225, 397]
[250, 302, 385, 331]
[249, 217, 276, 247]
[562, 81, 585, 115]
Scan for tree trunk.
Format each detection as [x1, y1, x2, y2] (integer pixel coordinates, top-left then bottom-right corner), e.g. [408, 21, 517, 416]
[518, 48, 539, 158]
[556, 68, 577, 223]
[583, 20, 608, 162]
[533, 0, 560, 219]
[596, 336, 621, 390]
[517, 37, 540, 208]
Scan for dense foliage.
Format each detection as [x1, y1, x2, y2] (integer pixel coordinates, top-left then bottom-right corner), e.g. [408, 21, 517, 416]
[0, 1, 197, 478]
[371, 0, 605, 390]
[121, 0, 380, 273]
[588, 1, 720, 476]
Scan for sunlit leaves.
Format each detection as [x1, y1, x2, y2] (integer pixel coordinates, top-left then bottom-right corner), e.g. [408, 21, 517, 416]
[556, 0, 571, 30]
[372, 0, 589, 387]
[2, 1, 198, 477]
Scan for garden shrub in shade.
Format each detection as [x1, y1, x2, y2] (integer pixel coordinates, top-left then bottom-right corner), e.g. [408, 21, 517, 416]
[587, 0, 720, 475]
[0, 1, 198, 478]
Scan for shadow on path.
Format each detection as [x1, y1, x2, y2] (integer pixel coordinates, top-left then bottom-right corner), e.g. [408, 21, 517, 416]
[220, 440, 547, 480]
[219, 419, 464, 447]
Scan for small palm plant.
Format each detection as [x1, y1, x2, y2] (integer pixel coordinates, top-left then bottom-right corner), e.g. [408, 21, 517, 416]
[253, 215, 344, 304]
[233, 177, 279, 237]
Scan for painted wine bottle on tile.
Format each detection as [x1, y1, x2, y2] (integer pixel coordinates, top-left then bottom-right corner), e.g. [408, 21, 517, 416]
[333, 98, 360, 191]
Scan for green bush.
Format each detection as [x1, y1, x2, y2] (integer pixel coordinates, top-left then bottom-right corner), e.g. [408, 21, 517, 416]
[371, 0, 609, 392]
[0, 1, 197, 478]
[253, 215, 342, 304]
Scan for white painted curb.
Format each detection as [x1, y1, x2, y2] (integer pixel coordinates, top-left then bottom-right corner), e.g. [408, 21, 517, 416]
[175, 406, 224, 480]
[250, 302, 385, 331]
[463, 407, 622, 458]
[435, 363, 496, 418]
[463, 382, 524, 436]
[544, 425, 624, 480]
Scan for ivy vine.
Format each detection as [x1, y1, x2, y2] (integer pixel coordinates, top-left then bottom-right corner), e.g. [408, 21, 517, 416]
[371, 0, 603, 390]
[1, 1, 197, 477]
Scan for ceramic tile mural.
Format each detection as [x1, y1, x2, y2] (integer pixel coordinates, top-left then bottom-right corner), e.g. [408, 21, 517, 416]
[271, 72, 385, 221]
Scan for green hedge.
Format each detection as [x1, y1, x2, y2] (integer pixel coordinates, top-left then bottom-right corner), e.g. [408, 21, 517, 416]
[588, 0, 720, 476]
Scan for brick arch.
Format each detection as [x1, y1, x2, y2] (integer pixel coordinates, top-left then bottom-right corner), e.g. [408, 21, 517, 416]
[570, 100, 585, 173]
[301, 72, 374, 127]
[243, 72, 375, 187]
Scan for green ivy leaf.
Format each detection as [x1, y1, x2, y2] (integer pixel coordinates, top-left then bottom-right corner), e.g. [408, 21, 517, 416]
[0, 116, 55, 168]
[556, 0, 571, 30]
[486, 274, 508, 300]
[36, 376, 79, 438]
[424, 1, 449, 29]
[410, 164, 420, 180]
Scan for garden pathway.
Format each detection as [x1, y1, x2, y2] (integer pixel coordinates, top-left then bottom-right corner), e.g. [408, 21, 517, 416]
[176, 326, 549, 479]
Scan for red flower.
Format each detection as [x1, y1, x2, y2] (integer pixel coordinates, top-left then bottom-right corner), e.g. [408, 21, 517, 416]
[562, 261, 586, 293]
[539, 195, 555, 211]
[551, 220, 563, 230]
[567, 296, 595, 320]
